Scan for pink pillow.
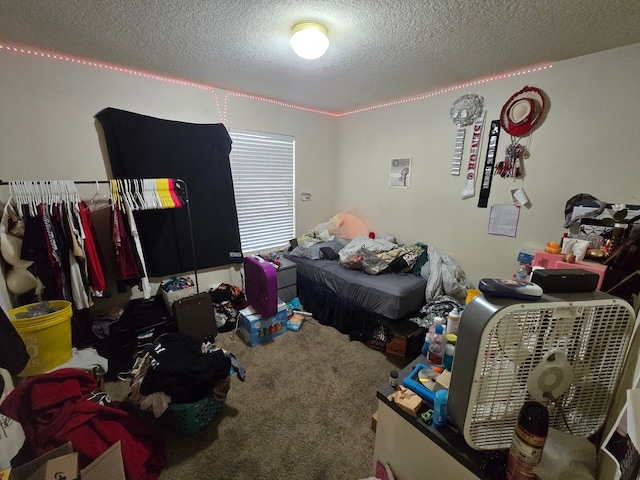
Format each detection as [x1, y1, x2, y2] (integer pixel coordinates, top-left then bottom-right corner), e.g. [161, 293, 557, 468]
[329, 212, 369, 240]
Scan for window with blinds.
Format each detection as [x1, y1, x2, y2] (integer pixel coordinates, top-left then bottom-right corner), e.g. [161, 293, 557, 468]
[229, 129, 295, 253]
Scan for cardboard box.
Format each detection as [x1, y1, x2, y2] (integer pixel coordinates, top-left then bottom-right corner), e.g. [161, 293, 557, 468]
[237, 301, 288, 347]
[387, 386, 422, 417]
[8, 441, 124, 480]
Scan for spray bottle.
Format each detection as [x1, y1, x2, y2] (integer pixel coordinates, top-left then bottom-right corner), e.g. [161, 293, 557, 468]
[427, 324, 446, 366]
[506, 401, 549, 480]
[421, 316, 445, 357]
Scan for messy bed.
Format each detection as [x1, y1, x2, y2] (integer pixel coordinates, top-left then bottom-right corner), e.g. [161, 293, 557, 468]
[284, 212, 473, 342]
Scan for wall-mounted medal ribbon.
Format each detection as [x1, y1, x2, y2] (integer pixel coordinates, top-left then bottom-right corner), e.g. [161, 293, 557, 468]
[461, 111, 486, 200]
[477, 120, 501, 208]
[449, 94, 484, 176]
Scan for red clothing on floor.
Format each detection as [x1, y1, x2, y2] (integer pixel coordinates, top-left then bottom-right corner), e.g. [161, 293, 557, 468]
[0, 368, 165, 480]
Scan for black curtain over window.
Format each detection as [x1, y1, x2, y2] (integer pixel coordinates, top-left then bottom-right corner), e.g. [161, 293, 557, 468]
[96, 108, 242, 277]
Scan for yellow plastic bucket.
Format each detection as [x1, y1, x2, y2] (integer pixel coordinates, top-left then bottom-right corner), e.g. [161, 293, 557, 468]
[9, 300, 73, 377]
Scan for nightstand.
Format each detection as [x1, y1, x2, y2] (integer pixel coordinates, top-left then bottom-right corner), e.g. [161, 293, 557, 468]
[277, 257, 297, 302]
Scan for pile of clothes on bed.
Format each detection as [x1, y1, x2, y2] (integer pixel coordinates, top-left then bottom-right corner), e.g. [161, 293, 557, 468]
[289, 211, 474, 304]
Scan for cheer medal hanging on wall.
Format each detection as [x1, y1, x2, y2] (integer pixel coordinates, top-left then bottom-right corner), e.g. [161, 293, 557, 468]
[449, 94, 484, 176]
[461, 110, 486, 200]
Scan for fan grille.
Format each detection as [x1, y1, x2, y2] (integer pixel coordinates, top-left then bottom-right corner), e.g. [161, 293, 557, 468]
[467, 300, 634, 450]
[535, 366, 565, 392]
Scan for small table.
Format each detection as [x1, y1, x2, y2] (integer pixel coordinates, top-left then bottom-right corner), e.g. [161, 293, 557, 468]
[373, 355, 506, 479]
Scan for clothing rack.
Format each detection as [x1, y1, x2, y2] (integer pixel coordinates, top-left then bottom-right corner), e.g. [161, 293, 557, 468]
[0, 178, 200, 293]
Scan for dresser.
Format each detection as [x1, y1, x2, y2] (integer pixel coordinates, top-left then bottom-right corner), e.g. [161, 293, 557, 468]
[277, 257, 297, 302]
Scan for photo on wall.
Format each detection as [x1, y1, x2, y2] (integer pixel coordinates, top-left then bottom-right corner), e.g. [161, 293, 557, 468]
[389, 157, 411, 188]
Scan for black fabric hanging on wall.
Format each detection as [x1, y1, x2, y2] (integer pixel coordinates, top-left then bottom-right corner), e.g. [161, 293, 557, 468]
[96, 108, 243, 277]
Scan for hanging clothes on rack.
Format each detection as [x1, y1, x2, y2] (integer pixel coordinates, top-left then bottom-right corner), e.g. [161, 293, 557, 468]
[107, 177, 193, 298]
[1, 177, 198, 305]
[111, 180, 150, 299]
[5, 181, 107, 308]
[64, 200, 93, 310]
[77, 200, 108, 296]
[110, 191, 144, 290]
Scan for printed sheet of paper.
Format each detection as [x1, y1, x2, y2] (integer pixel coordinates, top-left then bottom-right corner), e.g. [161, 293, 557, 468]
[389, 157, 411, 188]
[488, 204, 520, 237]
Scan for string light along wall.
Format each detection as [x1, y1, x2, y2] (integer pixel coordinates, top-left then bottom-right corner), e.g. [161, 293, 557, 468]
[0, 42, 552, 120]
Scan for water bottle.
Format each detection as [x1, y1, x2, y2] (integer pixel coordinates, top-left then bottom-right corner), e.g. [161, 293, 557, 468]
[421, 332, 430, 357]
[515, 265, 528, 281]
[428, 324, 446, 366]
[421, 316, 445, 356]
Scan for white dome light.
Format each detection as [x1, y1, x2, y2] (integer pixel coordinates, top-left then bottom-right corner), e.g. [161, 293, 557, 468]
[290, 22, 329, 60]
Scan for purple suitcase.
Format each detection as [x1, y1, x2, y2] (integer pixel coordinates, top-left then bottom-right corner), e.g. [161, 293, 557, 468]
[243, 256, 278, 318]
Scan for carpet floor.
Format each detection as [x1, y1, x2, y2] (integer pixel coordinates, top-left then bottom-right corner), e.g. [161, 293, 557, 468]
[106, 317, 409, 480]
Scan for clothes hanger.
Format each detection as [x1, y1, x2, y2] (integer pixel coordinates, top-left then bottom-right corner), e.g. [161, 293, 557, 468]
[130, 179, 140, 210]
[155, 178, 168, 209]
[141, 179, 152, 209]
[149, 178, 162, 209]
[39, 181, 55, 216]
[158, 178, 175, 209]
[88, 180, 114, 211]
[51, 181, 62, 211]
[111, 180, 122, 211]
[8, 182, 23, 219]
[27, 181, 38, 217]
[143, 178, 156, 209]
[135, 179, 147, 210]
[120, 179, 137, 211]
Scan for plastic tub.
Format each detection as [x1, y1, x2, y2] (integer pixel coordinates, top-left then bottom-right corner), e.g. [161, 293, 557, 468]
[9, 300, 73, 376]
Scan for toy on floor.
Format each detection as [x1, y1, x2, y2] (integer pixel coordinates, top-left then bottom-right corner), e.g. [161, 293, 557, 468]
[287, 313, 305, 331]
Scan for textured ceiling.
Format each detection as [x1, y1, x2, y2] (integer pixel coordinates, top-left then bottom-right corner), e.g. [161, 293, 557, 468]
[1, 0, 640, 112]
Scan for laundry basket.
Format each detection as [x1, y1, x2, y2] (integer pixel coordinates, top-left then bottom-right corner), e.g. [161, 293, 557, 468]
[9, 300, 73, 376]
[162, 396, 225, 435]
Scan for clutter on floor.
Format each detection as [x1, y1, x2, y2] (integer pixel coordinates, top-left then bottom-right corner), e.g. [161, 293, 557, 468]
[237, 300, 288, 347]
[1, 253, 311, 478]
[0, 280, 256, 477]
[0, 368, 166, 480]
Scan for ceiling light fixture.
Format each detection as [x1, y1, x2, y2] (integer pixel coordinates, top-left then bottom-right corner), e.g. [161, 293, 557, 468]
[290, 21, 329, 60]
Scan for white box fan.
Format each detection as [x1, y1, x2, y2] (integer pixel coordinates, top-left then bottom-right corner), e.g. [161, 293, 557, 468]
[448, 291, 637, 451]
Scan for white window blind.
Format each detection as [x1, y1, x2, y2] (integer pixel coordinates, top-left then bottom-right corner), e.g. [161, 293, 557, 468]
[229, 129, 295, 253]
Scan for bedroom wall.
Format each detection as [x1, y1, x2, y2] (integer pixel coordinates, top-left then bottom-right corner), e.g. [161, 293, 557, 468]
[0, 49, 336, 308]
[333, 42, 640, 284]
[1, 43, 639, 308]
